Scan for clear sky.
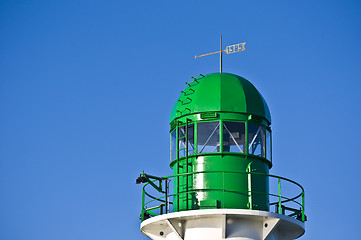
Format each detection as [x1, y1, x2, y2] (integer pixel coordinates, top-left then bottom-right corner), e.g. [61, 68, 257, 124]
[1, 0, 361, 239]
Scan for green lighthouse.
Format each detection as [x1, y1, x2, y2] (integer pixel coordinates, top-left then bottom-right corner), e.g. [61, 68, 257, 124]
[137, 72, 305, 240]
[170, 73, 271, 212]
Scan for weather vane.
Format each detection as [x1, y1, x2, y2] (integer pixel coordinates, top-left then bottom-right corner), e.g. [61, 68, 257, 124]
[195, 35, 246, 73]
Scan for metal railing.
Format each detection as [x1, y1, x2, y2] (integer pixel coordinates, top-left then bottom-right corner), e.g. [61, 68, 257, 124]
[137, 170, 306, 223]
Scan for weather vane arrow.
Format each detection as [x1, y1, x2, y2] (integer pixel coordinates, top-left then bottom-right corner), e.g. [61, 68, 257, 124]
[195, 35, 246, 73]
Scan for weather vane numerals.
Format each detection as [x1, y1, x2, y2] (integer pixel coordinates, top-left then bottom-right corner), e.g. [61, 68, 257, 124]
[195, 35, 246, 73]
[225, 42, 246, 54]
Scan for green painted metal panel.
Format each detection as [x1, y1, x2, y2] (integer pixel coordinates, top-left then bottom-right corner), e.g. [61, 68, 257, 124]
[172, 155, 269, 212]
[169, 73, 271, 124]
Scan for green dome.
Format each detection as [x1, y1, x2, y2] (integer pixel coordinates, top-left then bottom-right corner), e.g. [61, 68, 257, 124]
[170, 73, 271, 124]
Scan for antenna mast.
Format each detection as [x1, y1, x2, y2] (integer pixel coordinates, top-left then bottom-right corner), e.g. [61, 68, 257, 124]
[220, 35, 222, 73]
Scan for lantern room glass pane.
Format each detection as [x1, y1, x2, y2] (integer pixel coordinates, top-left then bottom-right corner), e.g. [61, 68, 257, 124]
[178, 124, 194, 158]
[266, 129, 271, 161]
[197, 122, 220, 153]
[178, 126, 185, 158]
[187, 124, 195, 155]
[223, 122, 245, 153]
[248, 123, 265, 157]
[171, 130, 176, 161]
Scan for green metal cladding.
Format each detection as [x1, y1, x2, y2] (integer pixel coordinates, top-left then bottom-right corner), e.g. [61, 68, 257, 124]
[170, 73, 272, 212]
[170, 73, 271, 124]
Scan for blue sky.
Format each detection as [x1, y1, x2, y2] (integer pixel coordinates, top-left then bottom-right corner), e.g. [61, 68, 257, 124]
[1, 0, 361, 239]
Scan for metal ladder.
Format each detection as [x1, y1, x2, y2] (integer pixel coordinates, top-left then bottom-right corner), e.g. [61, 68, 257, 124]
[176, 119, 191, 211]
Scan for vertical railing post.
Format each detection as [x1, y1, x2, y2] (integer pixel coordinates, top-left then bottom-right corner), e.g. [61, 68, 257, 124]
[302, 191, 305, 222]
[247, 162, 252, 210]
[165, 179, 168, 214]
[220, 171, 224, 208]
[278, 178, 282, 214]
[141, 186, 145, 221]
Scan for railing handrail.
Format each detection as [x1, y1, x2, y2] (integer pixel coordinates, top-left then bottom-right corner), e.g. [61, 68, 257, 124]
[162, 170, 304, 192]
[143, 170, 304, 205]
[144, 188, 303, 210]
[140, 170, 305, 222]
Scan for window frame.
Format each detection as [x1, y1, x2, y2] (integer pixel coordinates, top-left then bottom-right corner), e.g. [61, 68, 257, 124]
[222, 120, 246, 154]
[171, 119, 271, 162]
[196, 120, 221, 154]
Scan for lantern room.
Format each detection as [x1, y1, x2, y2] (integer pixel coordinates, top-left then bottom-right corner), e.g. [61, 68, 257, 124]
[168, 73, 272, 212]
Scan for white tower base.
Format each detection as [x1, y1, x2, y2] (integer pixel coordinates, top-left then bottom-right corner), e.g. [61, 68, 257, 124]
[141, 209, 304, 240]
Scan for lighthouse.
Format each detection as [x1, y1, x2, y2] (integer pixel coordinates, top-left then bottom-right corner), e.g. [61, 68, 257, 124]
[136, 73, 306, 240]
